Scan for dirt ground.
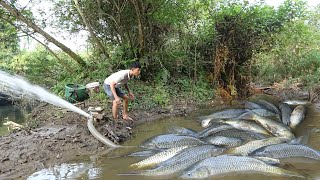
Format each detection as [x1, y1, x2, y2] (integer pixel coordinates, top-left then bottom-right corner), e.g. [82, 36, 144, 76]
[0, 84, 317, 180]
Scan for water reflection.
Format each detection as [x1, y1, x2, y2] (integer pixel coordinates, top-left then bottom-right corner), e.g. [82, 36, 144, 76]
[27, 163, 101, 180]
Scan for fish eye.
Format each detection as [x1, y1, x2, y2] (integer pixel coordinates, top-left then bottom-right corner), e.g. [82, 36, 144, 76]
[188, 173, 191, 176]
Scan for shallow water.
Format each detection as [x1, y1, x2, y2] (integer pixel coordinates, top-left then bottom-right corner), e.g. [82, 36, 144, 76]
[0, 104, 30, 136]
[27, 104, 320, 180]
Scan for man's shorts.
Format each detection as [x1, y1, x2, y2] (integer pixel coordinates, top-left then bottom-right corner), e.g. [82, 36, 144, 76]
[103, 84, 125, 100]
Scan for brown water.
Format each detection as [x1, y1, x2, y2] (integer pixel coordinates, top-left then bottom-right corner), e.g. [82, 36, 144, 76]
[27, 105, 320, 180]
[0, 104, 30, 136]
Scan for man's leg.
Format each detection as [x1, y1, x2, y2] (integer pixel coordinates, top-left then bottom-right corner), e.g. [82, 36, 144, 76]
[112, 100, 119, 120]
[122, 95, 133, 121]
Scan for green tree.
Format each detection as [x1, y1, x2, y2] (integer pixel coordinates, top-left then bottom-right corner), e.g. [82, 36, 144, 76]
[211, 0, 308, 97]
[0, 0, 86, 67]
[0, 8, 19, 68]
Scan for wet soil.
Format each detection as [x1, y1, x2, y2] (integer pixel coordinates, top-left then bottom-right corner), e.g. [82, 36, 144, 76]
[0, 99, 199, 180]
[0, 84, 318, 180]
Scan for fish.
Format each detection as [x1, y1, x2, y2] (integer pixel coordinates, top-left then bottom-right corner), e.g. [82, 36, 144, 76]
[167, 126, 198, 137]
[211, 128, 267, 141]
[127, 149, 162, 157]
[203, 136, 243, 147]
[244, 101, 263, 109]
[251, 108, 277, 117]
[256, 99, 281, 115]
[199, 109, 248, 125]
[283, 99, 311, 106]
[252, 156, 280, 165]
[279, 103, 292, 126]
[130, 146, 188, 169]
[228, 137, 287, 156]
[180, 155, 304, 179]
[197, 124, 234, 138]
[201, 118, 213, 128]
[239, 113, 295, 140]
[252, 143, 320, 160]
[221, 119, 271, 136]
[289, 105, 306, 129]
[139, 134, 205, 149]
[135, 145, 225, 176]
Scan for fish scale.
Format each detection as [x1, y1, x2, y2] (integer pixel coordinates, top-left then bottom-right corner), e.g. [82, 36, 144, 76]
[130, 146, 188, 169]
[252, 143, 320, 160]
[180, 155, 304, 179]
[138, 145, 225, 176]
[197, 124, 234, 138]
[140, 134, 206, 149]
[212, 128, 266, 141]
[222, 119, 271, 136]
[203, 136, 243, 147]
[228, 137, 287, 156]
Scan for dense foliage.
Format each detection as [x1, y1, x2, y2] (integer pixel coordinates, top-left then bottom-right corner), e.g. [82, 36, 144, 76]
[1, 0, 320, 107]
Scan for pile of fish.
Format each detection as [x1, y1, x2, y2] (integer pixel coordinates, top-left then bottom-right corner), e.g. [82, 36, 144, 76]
[122, 98, 319, 179]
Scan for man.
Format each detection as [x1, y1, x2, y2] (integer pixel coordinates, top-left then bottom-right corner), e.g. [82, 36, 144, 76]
[103, 61, 141, 121]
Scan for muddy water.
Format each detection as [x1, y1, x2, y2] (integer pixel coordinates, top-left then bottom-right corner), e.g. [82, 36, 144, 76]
[27, 106, 320, 180]
[0, 105, 30, 136]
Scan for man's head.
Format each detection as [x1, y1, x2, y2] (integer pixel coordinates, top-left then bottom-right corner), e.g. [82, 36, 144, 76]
[130, 61, 141, 77]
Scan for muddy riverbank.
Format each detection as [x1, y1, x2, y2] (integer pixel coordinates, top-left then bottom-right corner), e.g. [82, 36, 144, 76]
[0, 98, 203, 179]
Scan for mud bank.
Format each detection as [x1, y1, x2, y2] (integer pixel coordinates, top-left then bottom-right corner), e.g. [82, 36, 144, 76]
[0, 100, 197, 179]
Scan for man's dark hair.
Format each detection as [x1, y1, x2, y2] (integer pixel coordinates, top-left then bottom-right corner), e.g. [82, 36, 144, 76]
[130, 61, 141, 69]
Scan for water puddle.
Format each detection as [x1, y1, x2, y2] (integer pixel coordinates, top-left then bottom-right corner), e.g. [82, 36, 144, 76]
[27, 162, 102, 180]
[0, 104, 31, 136]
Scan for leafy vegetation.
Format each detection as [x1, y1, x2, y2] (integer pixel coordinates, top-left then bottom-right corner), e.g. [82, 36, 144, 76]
[1, 0, 320, 107]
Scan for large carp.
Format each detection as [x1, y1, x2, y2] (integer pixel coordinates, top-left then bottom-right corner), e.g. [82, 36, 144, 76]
[252, 143, 320, 160]
[289, 105, 306, 129]
[132, 145, 225, 176]
[228, 137, 287, 156]
[279, 103, 292, 126]
[239, 112, 295, 140]
[140, 134, 205, 149]
[180, 155, 304, 179]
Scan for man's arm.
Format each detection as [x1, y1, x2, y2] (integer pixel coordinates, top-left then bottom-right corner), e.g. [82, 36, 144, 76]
[124, 83, 134, 100]
[124, 83, 130, 93]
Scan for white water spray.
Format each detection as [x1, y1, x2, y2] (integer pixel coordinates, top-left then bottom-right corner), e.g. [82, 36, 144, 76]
[0, 70, 90, 118]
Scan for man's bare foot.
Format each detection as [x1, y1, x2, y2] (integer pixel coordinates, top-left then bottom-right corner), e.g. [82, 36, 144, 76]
[123, 116, 134, 122]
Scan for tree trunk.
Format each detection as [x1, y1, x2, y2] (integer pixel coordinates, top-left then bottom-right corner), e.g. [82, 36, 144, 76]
[130, 0, 145, 57]
[0, 0, 86, 67]
[73, 0, 109, 58]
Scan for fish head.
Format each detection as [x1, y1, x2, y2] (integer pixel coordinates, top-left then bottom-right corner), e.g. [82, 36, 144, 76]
[181, 166, 211, 179]
[201, 119, 212, 128]
[139, 139, 156, 149]
[253, 148, 273, 158]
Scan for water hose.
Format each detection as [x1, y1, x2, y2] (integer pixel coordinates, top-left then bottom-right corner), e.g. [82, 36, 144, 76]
[87, 116, 121, 148]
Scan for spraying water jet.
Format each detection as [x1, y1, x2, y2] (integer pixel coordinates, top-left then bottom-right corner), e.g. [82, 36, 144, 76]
[0, 70, 120, 148]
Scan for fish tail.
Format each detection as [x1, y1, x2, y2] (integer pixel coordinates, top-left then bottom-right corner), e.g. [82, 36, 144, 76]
[279, 169, 305, 179]
[129, 164, 139, 168]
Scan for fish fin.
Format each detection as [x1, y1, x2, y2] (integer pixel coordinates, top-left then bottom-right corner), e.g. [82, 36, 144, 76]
[279, 165, 305, 179]
[289, 137, 303, 145]
[118, 171, 141, 176]
[289, 134, 310, 145]
[235, 110, 256, 120]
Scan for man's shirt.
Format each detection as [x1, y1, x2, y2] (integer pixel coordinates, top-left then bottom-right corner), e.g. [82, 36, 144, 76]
[104, 70, 131, 88]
